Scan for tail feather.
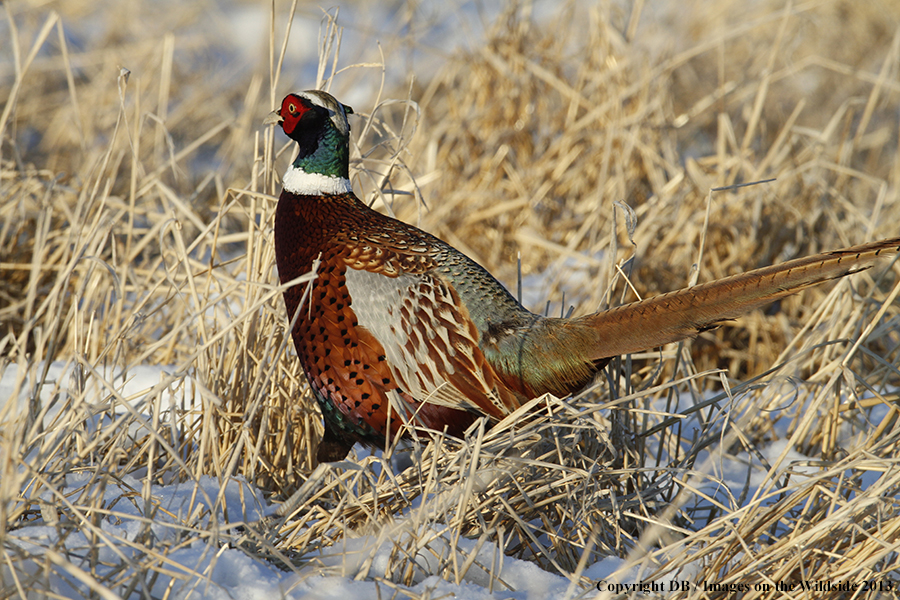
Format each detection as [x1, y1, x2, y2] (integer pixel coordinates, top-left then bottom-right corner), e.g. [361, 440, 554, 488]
[486, 238, 899, 402]
[575, 237, 900, 361]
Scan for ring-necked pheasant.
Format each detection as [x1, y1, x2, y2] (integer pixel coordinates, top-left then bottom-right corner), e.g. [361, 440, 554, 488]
[265, 90, 900, 463]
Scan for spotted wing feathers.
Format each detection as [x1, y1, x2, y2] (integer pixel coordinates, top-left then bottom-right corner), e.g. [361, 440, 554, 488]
[344, 267, 518, 419]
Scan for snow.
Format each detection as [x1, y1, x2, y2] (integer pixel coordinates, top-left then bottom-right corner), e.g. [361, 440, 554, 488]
[4, 358, 884, 598]
[2, 361, 644, 599]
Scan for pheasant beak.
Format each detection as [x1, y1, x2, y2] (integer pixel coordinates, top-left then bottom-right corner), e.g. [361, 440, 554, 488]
[263, 109, 283, 127]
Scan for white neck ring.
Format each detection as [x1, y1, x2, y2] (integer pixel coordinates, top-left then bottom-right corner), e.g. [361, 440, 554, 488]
[282, 164, 352, 195]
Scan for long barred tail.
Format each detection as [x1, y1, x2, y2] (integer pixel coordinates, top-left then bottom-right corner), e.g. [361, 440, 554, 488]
[575, 237, 900, 361]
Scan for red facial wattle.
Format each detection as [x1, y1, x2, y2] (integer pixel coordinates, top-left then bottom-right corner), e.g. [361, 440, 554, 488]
[279, 94, 311, 136]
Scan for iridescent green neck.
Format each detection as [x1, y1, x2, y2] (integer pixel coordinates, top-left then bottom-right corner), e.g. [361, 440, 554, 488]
[293, 122, 349, 179]
[284, 120, 352, 196]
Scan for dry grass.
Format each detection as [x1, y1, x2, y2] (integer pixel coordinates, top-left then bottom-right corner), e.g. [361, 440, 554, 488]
[2, 0, 900, 597]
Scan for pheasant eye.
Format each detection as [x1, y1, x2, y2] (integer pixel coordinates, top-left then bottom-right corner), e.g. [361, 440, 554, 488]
[287, 103, 297, 115]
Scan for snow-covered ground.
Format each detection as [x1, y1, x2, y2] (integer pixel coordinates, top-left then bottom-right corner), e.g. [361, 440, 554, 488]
[4, 356, 879, 599]
[1, 362, 638, 599]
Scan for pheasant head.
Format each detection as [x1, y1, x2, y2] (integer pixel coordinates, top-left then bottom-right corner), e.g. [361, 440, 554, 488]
[264, 91, 355, 195]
